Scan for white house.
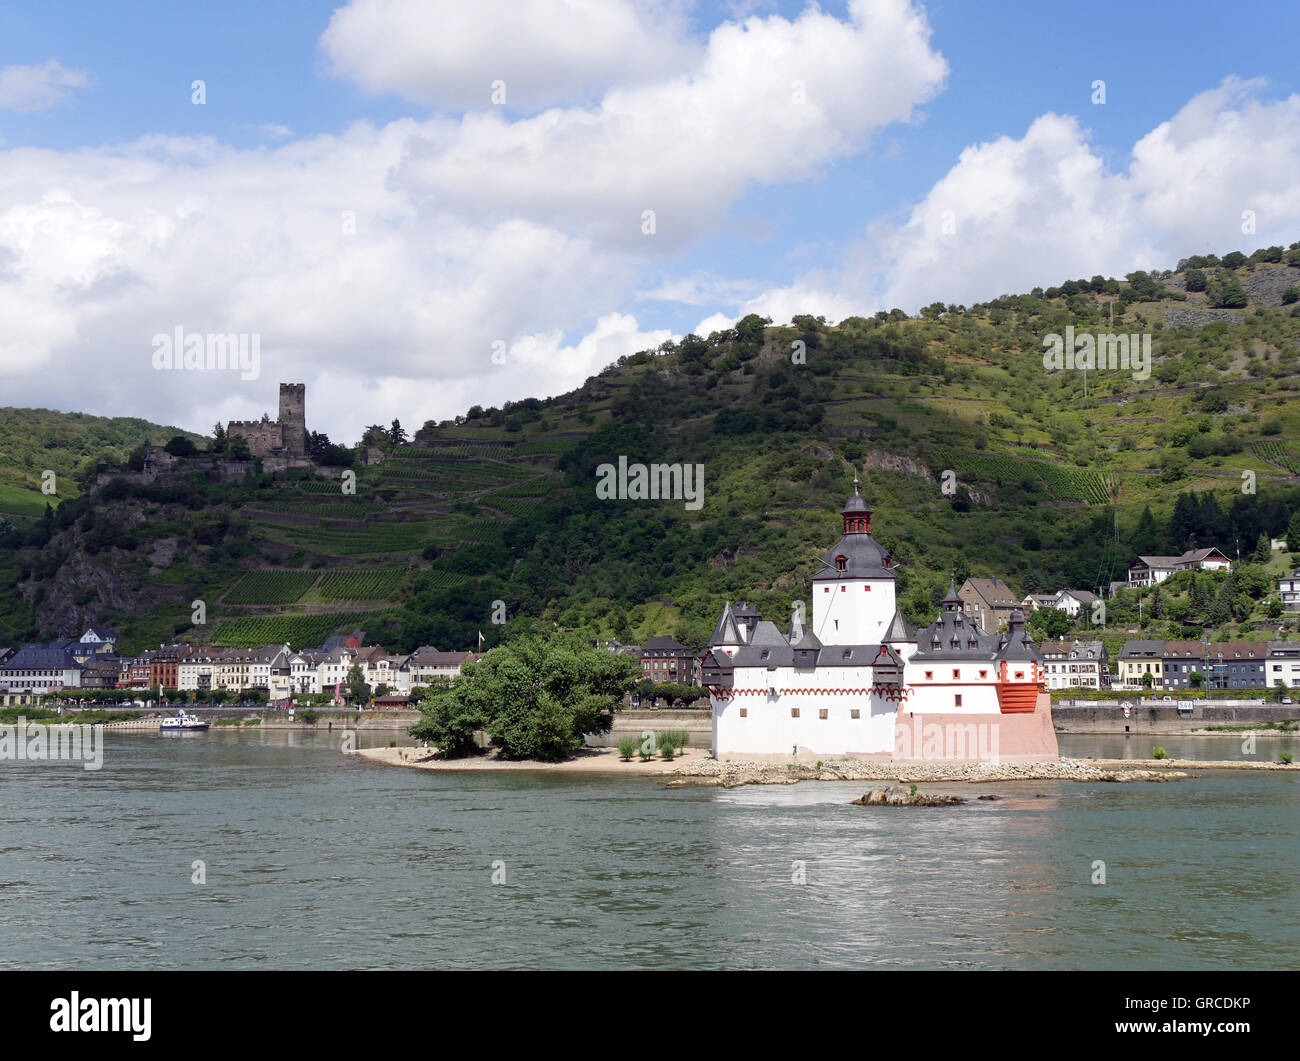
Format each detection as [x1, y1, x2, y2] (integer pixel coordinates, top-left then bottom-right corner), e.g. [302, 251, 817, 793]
[1266, 642, 1300, 688]
[1278, 569, 1300, 613]
[1128, 548, 1231, 587]
[1053, 589, 1099, 618]
[700, 485, 1055, 761]
[1040, 639, 1110, 690]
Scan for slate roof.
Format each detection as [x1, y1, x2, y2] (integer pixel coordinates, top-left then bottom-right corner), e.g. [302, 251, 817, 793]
[996, 611, 1041, 663]
[912, 583, 1002, 660]
[1119, 640, 1165, 658]
[642, 636, 692, 654]
[708, 601, 744, 647]
[726, 640, 891, 670]
[1, 643, 85, 671]
[963, 577, 1019, 608]
[812, 528, 893, 582]
[1041, 639, 1106, 660]
[882, 609, 915, 643]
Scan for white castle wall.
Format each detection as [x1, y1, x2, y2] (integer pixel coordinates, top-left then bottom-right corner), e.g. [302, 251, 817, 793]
[711, 663, 899, 755]
[813, 578, 895, 645]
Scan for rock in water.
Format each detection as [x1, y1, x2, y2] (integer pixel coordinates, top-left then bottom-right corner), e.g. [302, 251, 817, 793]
[851, 786, 965, 807]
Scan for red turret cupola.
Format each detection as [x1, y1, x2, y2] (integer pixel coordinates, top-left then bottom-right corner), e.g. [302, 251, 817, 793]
[843, 476, 872, 534]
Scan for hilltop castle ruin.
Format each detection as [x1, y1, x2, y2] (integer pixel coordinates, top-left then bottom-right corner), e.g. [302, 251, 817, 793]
[227, 383, 307, 459]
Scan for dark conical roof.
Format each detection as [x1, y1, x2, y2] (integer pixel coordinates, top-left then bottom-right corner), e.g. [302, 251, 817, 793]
[842, 489, 871, 516]
[708, 601, 744, 646]
[882, 609, 915, 643]
[998, 608, 1041, 662]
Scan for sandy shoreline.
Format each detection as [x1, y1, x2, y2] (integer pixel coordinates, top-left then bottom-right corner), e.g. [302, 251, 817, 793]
[356, 744, 713, 775]
[356, 745, 1297, 786]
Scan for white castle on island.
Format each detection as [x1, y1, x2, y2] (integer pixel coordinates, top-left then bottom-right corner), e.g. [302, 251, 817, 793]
[700, 483, 1059, 761]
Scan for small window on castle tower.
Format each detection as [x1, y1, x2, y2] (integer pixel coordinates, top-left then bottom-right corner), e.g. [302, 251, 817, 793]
[954, 694, 962, 707]
[818, 709, 828, 720]
[851, 709, 860, 719]
[836, 556, 847, 571]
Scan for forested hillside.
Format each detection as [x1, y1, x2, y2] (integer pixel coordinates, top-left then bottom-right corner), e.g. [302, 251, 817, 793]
[3, 244, 1300, 654]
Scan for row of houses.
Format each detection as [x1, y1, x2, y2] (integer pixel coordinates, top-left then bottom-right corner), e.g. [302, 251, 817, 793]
[1116, 640, 1300, 691]
[0, 627, 476, 700]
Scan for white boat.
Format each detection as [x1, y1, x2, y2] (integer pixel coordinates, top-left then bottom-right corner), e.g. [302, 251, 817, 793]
[160, 711, 210, 732]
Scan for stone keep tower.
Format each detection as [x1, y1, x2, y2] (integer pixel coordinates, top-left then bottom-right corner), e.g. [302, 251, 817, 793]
[278, 383, 306, 456]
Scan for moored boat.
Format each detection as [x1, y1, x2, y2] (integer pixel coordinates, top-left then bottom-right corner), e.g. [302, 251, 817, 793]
[160, 711, 210, 731]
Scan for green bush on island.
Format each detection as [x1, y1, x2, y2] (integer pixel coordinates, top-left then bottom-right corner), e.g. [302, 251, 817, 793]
[661, 743, 675, 761]
[617, 736, 639, 760]
[410, 631, 640, 761]
[1281, 751, 1294, 764]
[1152, 747, 1169, 760]
[659, 728, 690, 751]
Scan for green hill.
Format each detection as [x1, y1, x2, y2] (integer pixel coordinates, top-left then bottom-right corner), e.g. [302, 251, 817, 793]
[0, 407, 206, 516]
[3, 244, 1300, 655]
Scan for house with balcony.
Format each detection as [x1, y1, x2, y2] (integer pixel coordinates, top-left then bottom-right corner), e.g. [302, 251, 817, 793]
[1127, 548, 1232, 588]
[1204, 642, 1267, 690]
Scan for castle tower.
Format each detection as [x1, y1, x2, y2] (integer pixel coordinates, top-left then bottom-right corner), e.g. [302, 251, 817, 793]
[812, 479, 897, 645]
[278, 383, 306, 456]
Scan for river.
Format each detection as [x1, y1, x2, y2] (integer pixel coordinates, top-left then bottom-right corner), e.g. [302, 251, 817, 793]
[1, 730, 1296, 969]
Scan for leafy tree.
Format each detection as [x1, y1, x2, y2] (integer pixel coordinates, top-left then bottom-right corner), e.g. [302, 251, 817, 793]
[227, 433, 252, 460]
[164, 435, 197, 458]
[346, 663, 370, 704]
[1282, 287, 1299, 306]
[410, 632, 639, 761]
[211, 422, 227, 453]
[1184, 268, 1207, 292]
[1027, 607, 1072, 640]
[390, 419, 407, 446]
[1208, 276, 1248, 309]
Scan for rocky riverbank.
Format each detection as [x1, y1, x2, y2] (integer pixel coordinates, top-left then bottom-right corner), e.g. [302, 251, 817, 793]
[664, 756, 1194, 787]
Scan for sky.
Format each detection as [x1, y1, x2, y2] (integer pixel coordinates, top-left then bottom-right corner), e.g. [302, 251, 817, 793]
[2, 0, 1299, 443]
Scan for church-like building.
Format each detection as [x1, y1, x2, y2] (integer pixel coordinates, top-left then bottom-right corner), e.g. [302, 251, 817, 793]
[699, 484, 1058, 761]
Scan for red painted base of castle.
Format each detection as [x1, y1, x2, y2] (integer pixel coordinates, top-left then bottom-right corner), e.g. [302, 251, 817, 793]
[893, 691, 1059, 761]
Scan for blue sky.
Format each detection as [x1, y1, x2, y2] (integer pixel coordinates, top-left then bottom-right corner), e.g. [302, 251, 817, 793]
[1, 0, 1298, 439]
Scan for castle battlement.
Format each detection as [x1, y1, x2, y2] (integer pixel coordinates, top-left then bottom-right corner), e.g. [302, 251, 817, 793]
[227, 383, 307, 458]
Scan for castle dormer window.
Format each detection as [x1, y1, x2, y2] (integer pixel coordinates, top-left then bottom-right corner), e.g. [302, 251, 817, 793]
[836, 556, 847, 571]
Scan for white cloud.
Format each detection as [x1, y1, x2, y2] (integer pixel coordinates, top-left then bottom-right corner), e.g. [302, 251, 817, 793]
[394, 0, 948, 250]
[0, 60, 91, 112]
[725, 77, 1300, 321]
[0, 1, 948, 442]
[320, 0, 699, 111]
